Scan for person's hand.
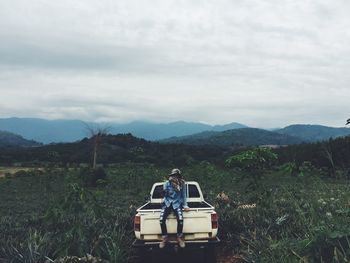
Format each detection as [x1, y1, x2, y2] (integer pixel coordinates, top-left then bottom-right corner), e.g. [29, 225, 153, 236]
[184, 207, 190, 212]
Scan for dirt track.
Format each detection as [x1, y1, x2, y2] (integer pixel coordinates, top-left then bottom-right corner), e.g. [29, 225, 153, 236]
[0, 167, 44, 178]
[131, 247, 243, 263]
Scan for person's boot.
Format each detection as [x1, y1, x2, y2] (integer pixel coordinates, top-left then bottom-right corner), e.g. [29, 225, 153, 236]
[177, 236, 185, 248]
[159, 236, 168, 249]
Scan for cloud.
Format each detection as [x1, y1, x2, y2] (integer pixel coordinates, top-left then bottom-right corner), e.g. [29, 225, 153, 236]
[0, 0, 349, 127]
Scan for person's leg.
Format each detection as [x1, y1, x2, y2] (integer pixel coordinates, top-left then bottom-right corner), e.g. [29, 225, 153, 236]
[159, 205, 172, 248]
[174, 207, 184, 237]
[160, 205, 171, 236]
[174, 206, 185, 248]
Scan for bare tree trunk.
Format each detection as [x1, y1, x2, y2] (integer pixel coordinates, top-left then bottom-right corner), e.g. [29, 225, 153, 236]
[92, 135, 101, 169]
[323, 145, 335, 177]
[83, 123, 110, 169]
[93, 140, 97, 169]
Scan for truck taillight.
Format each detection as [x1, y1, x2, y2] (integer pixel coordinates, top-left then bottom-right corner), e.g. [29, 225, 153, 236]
[211, 213, 218, 229]
[134, 215, 141, 232]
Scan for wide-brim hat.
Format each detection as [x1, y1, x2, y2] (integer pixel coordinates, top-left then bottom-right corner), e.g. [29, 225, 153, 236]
[169, 168, 181, 176]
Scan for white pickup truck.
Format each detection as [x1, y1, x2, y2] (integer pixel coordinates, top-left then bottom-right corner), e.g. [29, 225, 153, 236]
[132, 181, 219, 263]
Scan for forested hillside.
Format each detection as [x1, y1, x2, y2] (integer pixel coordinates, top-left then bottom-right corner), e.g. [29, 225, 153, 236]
[0, 133, 226, 166]
[276, 124, 350, 142]
[161, 128, 303, 147]
[276, 135, 350, 171]
[0, 130, 40, 147]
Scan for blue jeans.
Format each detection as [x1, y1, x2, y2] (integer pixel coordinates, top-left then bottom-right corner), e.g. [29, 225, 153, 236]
[159, 204, 184, 237]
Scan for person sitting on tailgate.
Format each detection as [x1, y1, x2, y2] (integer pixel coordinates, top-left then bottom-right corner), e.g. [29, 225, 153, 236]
[159, 168, 189, 249]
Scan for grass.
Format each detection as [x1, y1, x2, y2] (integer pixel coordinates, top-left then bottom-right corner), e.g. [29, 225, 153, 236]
[0, 163, 349, 262]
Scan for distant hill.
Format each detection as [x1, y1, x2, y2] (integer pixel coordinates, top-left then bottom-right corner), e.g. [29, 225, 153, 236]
[212, 122, 248, 131]
[0, 118, 248, 143]
[0, 130, 40, 147]
[160, 128, 303, 147]
[276, 125, 350, 142]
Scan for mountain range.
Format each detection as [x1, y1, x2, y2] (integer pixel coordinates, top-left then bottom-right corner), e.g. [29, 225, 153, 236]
[0, 117, 349, 146]
[0, 118, 247, 143]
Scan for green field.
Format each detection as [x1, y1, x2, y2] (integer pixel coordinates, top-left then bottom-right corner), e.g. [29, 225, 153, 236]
[0, 164, 349, 262]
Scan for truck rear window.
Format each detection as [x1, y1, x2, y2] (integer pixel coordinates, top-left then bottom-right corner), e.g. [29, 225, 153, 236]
[188, 184, 200, 198]
[152, 185, 163, 199]
[152, 183, 201, 198]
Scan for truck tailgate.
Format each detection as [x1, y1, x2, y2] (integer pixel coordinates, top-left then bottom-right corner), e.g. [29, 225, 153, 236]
[140, 210, 213, 235]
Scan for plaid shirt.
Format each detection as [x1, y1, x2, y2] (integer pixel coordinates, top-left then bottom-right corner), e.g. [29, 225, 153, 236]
[163, 180, 189, 209]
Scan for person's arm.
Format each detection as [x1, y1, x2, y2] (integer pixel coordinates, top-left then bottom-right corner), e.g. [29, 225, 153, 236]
[181, 182, 189, 209]
[162, 181, 168, 198]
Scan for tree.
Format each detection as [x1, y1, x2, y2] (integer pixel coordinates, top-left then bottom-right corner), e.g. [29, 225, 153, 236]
[323, 142, 336, 177]
[84, 123, 111, 169]
[226, 147, 278, 193]
[225, 147, 278, 172]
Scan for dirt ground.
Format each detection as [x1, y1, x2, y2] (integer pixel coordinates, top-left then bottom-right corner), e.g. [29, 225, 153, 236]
[130, 246, 243, 263]
[217, 253, 243, 263]
[0, 167, 44, 177]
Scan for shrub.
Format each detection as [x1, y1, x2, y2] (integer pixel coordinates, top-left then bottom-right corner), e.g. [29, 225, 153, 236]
[13, 170, 30, 177]
[79, 167, 107, 187]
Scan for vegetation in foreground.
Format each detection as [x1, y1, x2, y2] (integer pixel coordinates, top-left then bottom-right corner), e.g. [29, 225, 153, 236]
[0, 161, 349, 263]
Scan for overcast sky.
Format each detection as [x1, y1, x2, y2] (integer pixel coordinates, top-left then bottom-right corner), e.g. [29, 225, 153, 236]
[0, 0, 349, 128]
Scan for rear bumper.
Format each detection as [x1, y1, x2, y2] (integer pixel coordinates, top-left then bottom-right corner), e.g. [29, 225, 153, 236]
[132, 237, 220, 248]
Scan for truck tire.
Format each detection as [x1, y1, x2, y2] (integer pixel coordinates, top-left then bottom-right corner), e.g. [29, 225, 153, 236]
[204, 246, 217, 263]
